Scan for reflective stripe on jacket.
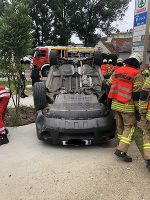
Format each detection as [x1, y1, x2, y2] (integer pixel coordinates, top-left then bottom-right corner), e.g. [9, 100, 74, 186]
[0, 86, 10, 98]
[111, 100, 135, 113]
[108, 66, 141, 103]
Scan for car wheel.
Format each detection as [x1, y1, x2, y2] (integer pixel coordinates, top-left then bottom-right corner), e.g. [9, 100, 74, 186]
[94, 52, 102, 66]
[42, 66, 50, 77]
[33, 82, 48, 111]
[50, 50, 58, 65]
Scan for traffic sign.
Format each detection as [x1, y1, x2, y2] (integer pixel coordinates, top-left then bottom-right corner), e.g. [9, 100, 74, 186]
[134, 11, 147, 26]
[133, 29, 146, 37]
[135, 0, 148, 14]
[133, 41, 144, 46]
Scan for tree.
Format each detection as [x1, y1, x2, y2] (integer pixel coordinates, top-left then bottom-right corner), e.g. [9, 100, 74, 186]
[0, 0, 32, 121]
[48, 0, 73, 46]
[28, 0, 53, 46]
[70, 0, 130, 46]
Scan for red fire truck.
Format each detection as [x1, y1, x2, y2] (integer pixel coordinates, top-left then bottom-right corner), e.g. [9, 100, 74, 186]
[31, 46, 98, 77]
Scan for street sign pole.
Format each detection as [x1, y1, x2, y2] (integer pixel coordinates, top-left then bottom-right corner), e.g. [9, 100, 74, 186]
[143, 0, 150, 69]
[132, 0, 150, 69]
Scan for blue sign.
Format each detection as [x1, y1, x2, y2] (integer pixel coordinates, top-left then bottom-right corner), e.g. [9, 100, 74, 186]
[134, 11, 147, 27]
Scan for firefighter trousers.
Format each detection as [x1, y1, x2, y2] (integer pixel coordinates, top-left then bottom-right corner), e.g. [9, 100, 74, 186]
[143, 120, 150, 160]
[114, 111, 136, 153]
[0, 97, 10, 135]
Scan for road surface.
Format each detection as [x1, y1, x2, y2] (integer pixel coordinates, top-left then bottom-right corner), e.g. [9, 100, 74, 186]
[0, 124, 150, 200]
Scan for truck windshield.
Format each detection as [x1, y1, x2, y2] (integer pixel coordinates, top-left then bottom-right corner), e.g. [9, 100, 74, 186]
[34, 50, 46, 58]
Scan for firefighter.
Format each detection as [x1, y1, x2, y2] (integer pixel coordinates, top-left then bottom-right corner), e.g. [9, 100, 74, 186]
[138, 76, 150, 171]
[108, 53, 143, 162]
[20, 72, 28, 98]
[101, 59, 108, 78]
[107, 58, 124, 87]
[108, 59, 114, 76]
[31, 65, 41, 86]
[114, 58, 124, 71]
[0, 85, 11, 145]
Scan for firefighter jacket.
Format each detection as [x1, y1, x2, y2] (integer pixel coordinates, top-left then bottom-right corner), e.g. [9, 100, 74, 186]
[108, 66, 143, 113]
[0, 86, 10, 99]
[142, 69, 150, 79]
[139, 76, 150, 121]
[113, 65, 121, 71]
[101, 64, 109, 77]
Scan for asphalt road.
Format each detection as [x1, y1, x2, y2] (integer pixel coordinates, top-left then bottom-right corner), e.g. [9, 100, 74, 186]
[0, 124, 150, 200]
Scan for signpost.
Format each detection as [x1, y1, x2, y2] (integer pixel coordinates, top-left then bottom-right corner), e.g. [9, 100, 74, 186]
[132, 0, 150, 69]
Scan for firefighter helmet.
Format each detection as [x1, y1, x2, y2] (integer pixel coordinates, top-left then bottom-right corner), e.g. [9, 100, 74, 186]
[124, 53, 143, 68]
[129, 53, 143, 65]
[103, 59, 107, 63]
[117, 58, 123, 64]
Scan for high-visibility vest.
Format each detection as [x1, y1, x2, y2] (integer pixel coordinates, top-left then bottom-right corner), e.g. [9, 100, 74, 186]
[0, 85, 10, 98]
[101, 64, 109, 76]
[108, 66, 140, 103]
[114, 65, 121, 71]
[146, 102, 150, 121]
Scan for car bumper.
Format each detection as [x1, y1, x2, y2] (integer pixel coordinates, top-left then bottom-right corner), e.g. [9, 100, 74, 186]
[36, 111, 116, 145]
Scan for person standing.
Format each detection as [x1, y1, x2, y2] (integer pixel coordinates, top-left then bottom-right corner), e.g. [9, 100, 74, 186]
[20, 72, 28, 98]
[138, 76, 150, 171]
[31, 65, 41, 86]
[0, 86, 11, 145]
[114, 58, 124, 71]
[108, 53, 143, 162]
[101, 59, 108, 78]
[107, 59, 114, 77]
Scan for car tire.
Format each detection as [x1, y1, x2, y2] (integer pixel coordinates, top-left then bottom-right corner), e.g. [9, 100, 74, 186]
[94, 52, 102, 66]
[42, 66, 50, 77]
[33, 82, 48, 111]
[50, 50, 58, 66]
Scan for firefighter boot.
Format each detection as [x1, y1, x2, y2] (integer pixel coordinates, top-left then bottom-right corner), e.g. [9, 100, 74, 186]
[0, 134, 9, 145]
[146, 160, 150, 171]
[114, 149, 132, 162]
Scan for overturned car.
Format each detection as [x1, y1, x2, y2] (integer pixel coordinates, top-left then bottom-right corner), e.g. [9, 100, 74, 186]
[33, 52, 115, 145]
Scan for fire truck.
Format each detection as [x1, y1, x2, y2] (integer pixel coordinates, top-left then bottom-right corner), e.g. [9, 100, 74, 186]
[31, 46, 98, 77]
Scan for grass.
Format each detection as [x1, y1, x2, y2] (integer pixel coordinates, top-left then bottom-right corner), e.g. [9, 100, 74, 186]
[0, 80, 32, 95]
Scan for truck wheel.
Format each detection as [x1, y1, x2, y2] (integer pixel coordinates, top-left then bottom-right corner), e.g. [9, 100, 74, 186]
[42, 66, 50, 77]
[94, 52, 102, 66]
[33, 82, 48, 111]
[50, 50, 58, 66]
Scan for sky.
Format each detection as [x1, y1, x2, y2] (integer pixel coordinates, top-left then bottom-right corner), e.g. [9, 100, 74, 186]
[71, 0, 135, 43]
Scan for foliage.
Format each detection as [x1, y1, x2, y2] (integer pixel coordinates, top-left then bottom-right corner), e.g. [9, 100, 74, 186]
[26, 0, 130, 47]
[48, 0, 73, 46]
[28, 0, 53, 46]
[0, 0, 32, 119]
[70, 0, 130, 46]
